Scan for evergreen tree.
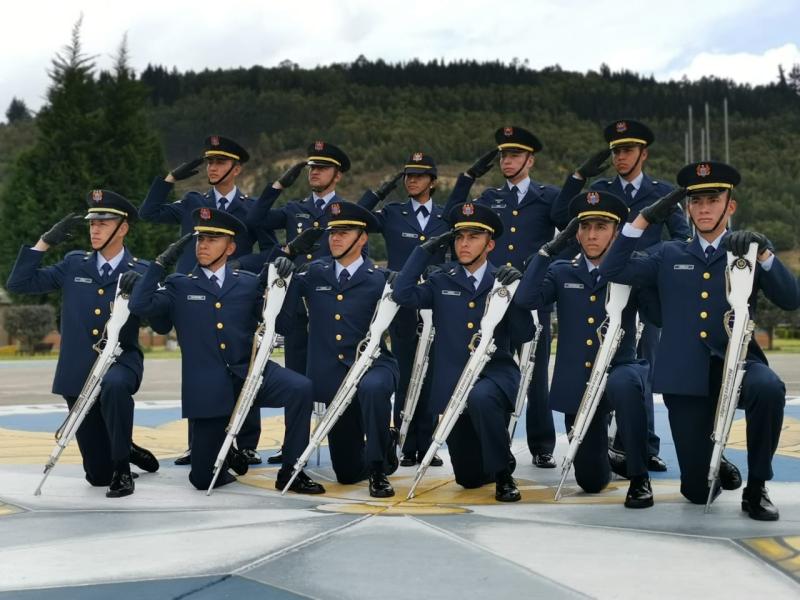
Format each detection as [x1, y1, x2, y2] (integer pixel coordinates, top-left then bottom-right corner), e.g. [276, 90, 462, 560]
[5, 98, 32, 123]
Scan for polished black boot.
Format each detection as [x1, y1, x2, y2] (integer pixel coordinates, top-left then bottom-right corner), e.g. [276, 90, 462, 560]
[741, 481, 779, 521]
[369, 463, 395, 498]
[129, 442, 159, 473]
[495, 469, 521, 502]
[624, 475, 654, 509]
[106, 461, 135, 498]
[720, 456, 743, 490]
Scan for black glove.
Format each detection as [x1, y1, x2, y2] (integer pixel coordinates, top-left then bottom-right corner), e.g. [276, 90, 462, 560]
[724, 231, 771, 257]
[375, 172, 404, 201]
[273, 256, 295, 279]
[421, 231, 454, 255]
[423, 264, 443, 279]
[277, 161, 307, 188]
[540, 218, 580, 258]
[466, 148, 498, 179]
[41, 213, 84, 246]
[639, 188, 687, 225]
[170, 158, 204, 181]
[495, 265, 522, 285]
[155, 233, 194, 268]
[119, 270, 141, 295]
[286, 227, 324, 258]
[576, 149, 611, 179]
[385, 270, 398, 286]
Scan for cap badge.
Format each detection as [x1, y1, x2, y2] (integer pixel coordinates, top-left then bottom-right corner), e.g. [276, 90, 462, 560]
[503, 127, 513, 137]
[587, 192, 600, 205]
[615, 121, 628, 133]
[200, 208, 212, 220]
[412, 152, 423, 162]
[696, 163, 711, 177]
[462, 203, 475, 216]
[91, 190, 103, 203]
[314, 140, 325, 151]
[331, 203, 341, 216]
[210, 135, 220, 146]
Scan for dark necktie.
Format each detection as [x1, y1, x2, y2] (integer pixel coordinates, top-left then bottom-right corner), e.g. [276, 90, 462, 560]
[624, 183, 635, 205]
[210, 274, 221, 288]
[218, 197, 228, 211]
[315, 198, 325, 211]
[509, 185, 519, 206]
[100, 263, 112, 279]
[338, 269, 350, 287]
[704, 245, 715, 262]
[416, 205, 429, 218]
[591, 268, 601, 286]
[467, 275, 478, 290]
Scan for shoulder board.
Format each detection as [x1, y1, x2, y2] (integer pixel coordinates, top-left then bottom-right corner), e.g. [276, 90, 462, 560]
[165, 273, 187, 282]
[65, 250, 88, 259]
[539, 184, 546, 189]
[234, 269, 257, 278]
[551, 258, 573, 267]
[204, 191, 211, 198]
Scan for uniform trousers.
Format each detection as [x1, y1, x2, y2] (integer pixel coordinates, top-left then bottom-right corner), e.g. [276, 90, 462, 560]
[524, 311, 556, 454]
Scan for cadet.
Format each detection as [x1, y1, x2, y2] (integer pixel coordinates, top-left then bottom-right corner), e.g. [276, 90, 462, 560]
[276, 202, 400, 498]
[139, 135, 270, 465]
[6, 190, 159, 498]
[600, 162, 800, 520]
[552, 119, 692, 471]
[127, 208, 324, 494]
[393, 202, 534, 502]
[358, 152, 450, 466]
[515, 191, 654, 507]
[445, 127, 558, 469]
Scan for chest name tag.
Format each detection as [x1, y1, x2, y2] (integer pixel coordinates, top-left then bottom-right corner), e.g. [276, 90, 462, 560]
[296, 213, 311, 219]
[442, 290, 462, 296]
[673, 264, 695, 270]
[73, 276, 93, 284]
[492, 203, 507, 209]
[564, 283, 584, 289]
[402, 232, 419, 239]
[187, 295, 206, 301]
[315, 285, 332, 291]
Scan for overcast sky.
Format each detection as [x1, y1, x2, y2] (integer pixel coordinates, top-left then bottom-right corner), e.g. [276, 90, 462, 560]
[1, 0, 799, 121]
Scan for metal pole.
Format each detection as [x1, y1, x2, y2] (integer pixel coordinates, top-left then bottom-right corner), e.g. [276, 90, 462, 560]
[688, 105, 694, 162]
[684, 131, 689, 164]
[700, 127, 705, 161]
[705, 102, 711, 160]
[723, 98, 730, 163]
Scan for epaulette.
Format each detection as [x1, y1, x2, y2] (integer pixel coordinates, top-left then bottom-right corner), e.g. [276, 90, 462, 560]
[165, 272, 187, 282]
[551, 258, 574, 268]
[233, 269, 257, 278]
[65, 249, 89, 260]
[204, 191, 211, 199]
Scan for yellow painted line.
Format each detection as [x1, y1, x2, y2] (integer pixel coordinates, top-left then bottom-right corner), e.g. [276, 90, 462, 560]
[742, 537, 800, 582]
[729, 416, 800, 459]
[0, 502, 22, 517]
[744, 538, 795, 561]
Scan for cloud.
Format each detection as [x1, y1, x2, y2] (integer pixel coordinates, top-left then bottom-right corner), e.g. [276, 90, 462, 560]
[661, 43, 800, 85]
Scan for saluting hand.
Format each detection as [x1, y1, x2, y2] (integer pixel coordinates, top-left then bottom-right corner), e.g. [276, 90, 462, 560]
[539, 217, 579, 258]
[286, 227, 324, 258]
[155, 233, 194, 268]
[466, 148, 498, 179]
[277, 161, 308, 189]
[40, 213, 84, 247]
[169, 158, 204, 182]
[639, 188, 687, 225]
[576, 149, 611, 180]
[374, 172, 404, 201]
[421, 231, 454, 255]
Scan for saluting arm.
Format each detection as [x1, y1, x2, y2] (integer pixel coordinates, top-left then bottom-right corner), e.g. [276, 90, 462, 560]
[513, 254, 558, 311]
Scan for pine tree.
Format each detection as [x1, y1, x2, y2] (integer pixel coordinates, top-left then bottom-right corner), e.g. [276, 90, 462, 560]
[5, 98, 32, 123]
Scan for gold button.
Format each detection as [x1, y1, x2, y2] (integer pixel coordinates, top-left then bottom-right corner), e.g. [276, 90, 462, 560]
[335, 314, 341, 320]
[468, 301, 476, 308]
[585, 361, 592, 368]
[335, 334, 342, 341]
[703, 272, 711, 280]
[219, 343, 226, 350]
[587, 317, 595, 324]
[338, 354, 344, 360]
[97, 289, 105, 296]
[701, 291, 709, 299]
[508, 244, 514, 251]
[306, 254, 313, 260]
[512, 210, 519, 216]
[467, 322, 475, 329]
[215, 302, 222, 309]
[92, 329, 99, 336]
[337, 294, 344, 301]
[420, 235, 426, 241]
[94, 308, 101, 315]
[700, 331, 708, 339]
[507, 262, 513, 266]
[589, 295, 597, 302]
[510, 227, 517, 233]
[217, 322, 224, 330]
[586, 339, 593, 346]
[700, 311, 708, 319]
[313, 221, 319, 227]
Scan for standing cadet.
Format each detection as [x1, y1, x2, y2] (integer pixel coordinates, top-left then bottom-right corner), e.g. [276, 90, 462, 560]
[276, 202, 400, 498]
[515, 191, 654, 508]
[445, 127, 558, 468]
[358, 152, 450, 466]
[6, 191, 159, 498]
[600, 162, 800, 520]
[127, 208, 324, 494]
[393, 202, 533, 501]
[139, 135, 272, 465]
[552, 119, 692, 472]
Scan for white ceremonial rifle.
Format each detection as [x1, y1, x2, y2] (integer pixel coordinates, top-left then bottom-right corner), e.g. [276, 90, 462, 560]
[705, 242, 758, 512]
[407, 279, 520, 500]
[207, 264, 292, 494]
[281, 280, 400, 495]
[554, 282, 632, 501]
[398, 308, 434, 450]
[34, 276, 131, 496]
[508, 310, 543, 438]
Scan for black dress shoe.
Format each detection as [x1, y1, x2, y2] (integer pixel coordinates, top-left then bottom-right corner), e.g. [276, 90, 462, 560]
[624, 475, 654, 509]
[241, 448, 262, 465]
[276, 470, 326, 495]
[495, 470, 521, 502]
[130, 442, 159, 473]
[369, 471, 395, 498]
[227, 447, 250, 476]
[400, 454, 417, 467]
[742, 484, 779, 521]
[647, 454, 667, 472]
[429, 454, 444, 467]
[608, 449, 628, 479]
[174, 448, 191, 466]
[106, 470, 135, 498]
[532, 453, 556, 469]
[266, 449, 284, 465]
[720, 456, 743, 490]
